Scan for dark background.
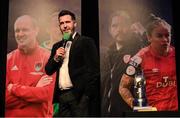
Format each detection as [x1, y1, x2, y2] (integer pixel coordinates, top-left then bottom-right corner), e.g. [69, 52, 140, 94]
[0, 0, 180, 117]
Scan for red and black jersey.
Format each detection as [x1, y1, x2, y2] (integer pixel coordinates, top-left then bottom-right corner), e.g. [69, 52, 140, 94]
[136, 46, 178, 111]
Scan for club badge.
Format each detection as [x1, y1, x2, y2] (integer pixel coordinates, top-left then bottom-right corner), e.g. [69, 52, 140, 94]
[34, 62, 43, 72]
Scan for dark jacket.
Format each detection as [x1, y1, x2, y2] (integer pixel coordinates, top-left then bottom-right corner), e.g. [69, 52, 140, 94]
[45, 33, 100, 115]
[101, 32, 145, 116]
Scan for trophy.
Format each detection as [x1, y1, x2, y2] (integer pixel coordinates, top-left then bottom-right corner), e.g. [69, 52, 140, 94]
[133, 67, 157, 111]
[133, 67, 147, 107]
[126, 55, 156, 111]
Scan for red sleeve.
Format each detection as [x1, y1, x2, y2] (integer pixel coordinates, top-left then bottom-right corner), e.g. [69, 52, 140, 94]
[6, 89, 28, 108]
[5, 66, 27, 108]
[11, 73, 56, 103]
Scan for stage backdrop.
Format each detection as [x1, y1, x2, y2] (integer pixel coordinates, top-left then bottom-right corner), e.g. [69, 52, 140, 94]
[6, 0, 81, 116]
[99, 0, 177, 116]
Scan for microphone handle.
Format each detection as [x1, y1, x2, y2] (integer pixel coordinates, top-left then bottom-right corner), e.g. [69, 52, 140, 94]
[56, 40, 67, 62]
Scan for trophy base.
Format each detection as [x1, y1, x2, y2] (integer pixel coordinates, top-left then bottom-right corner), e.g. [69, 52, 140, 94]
[133, 106, 157, 112]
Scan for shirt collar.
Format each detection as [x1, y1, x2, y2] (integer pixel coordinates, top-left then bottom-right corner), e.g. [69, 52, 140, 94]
[72, 32, 77, 39]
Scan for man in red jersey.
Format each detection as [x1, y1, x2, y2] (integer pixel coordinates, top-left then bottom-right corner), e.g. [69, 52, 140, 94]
[119, 14, 178, 111]
[5, 15, 55, 117]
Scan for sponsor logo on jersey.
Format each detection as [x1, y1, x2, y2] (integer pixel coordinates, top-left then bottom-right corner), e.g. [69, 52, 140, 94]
[156, 76, 176, 88]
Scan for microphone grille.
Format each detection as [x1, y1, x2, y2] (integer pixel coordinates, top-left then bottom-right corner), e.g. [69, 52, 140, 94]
[63, 32, 71, 41]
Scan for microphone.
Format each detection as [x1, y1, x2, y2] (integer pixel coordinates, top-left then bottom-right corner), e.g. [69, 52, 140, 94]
[62, 32, 71, 47]
[56, 33, 71, 62]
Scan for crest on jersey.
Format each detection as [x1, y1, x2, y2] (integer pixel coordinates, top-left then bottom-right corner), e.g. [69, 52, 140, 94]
[34, 62, 43, 72]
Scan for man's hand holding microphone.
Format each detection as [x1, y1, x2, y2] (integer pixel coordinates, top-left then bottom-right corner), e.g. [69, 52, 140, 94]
[54, 32, 71, 62]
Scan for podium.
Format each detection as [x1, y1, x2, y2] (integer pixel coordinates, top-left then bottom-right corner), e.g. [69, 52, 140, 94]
[133, 106, 157, 112]
[124, 111, 180, 117]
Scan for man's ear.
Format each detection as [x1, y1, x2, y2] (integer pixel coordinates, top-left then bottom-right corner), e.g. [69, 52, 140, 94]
[74, 22, 77, 28]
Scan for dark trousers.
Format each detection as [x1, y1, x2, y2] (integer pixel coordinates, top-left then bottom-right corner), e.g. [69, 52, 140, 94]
[58, 89, 89, 116]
